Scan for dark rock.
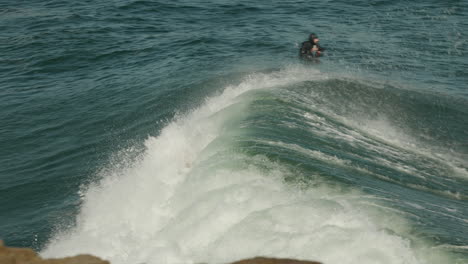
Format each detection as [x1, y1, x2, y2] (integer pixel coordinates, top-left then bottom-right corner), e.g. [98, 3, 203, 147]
[230, 256, 322, 264]
[0, 240, 109, 264]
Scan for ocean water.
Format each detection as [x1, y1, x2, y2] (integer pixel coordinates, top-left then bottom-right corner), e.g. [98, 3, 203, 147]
[1, 0, 467, 263]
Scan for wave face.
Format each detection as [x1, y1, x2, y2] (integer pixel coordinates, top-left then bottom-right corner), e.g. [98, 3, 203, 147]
[41, 67, 467, 264]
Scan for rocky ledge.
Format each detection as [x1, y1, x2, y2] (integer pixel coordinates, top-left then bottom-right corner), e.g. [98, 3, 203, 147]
[0, 241, 109, 264]
[0, 241, 321, 264]
[231, 257, 321, 264]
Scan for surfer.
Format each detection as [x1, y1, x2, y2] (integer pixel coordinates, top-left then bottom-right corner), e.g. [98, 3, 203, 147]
[299, 33, 325, 60]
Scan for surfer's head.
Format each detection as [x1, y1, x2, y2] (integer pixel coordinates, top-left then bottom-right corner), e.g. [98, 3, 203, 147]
[309, 33, 319, 43]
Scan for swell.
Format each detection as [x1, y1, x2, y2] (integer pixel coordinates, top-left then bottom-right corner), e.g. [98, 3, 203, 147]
[231, 73, 468, 250]
[41, 67, 465, 263]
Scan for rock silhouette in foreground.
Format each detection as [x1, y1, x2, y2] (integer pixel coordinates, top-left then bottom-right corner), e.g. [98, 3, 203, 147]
[0, 240, 109, 264]
[230, 257, 321, 264]
[0, 241, 322, 264]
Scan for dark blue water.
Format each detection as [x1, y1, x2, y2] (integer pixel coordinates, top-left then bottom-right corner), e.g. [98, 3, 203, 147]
[1, 1, 467, 263]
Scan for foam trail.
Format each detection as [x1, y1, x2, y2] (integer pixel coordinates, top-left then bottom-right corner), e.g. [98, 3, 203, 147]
[42, 67, 447, 264]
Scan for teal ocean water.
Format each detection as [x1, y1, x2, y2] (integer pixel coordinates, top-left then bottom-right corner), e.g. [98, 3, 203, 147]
[1, 1, 467, 263]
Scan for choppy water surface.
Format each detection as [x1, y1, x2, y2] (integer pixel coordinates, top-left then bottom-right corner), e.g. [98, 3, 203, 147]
[1, 1, 467, 263]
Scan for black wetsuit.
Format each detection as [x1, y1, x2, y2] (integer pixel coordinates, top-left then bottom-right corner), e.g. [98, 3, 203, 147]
[299, 40, 325, 59]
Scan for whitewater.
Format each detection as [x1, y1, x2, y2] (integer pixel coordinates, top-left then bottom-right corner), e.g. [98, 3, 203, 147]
[41, 67, 461, 264]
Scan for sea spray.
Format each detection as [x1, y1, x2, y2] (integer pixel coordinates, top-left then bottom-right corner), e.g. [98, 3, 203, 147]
[41, 67, 455, 264]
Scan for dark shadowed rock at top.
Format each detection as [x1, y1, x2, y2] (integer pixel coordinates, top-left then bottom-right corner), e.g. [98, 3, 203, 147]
[230, 257, 321, 264]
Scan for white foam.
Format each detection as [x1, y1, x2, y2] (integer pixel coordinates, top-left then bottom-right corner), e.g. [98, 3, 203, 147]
[303, 105, 468, 187]
[42, 67, 450, 264]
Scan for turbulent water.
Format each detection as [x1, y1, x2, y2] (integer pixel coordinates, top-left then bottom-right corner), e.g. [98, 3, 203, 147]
[1, 0, 467, 264]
